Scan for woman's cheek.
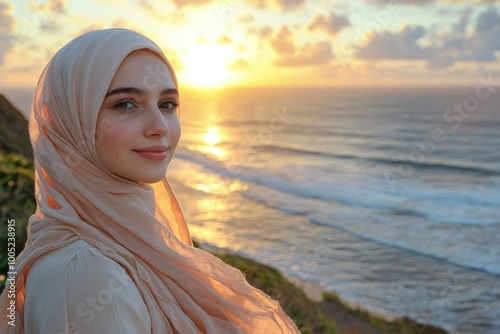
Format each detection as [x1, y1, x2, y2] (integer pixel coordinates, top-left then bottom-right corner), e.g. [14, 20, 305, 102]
[95, 116, 116, 145]
[98, 120, 136, 153]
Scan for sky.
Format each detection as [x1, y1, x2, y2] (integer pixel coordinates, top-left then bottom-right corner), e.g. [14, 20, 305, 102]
[0, 0, 500, 89]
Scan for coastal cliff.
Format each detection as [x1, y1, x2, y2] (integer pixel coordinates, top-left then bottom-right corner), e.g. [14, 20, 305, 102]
[0, 94, 32, 161]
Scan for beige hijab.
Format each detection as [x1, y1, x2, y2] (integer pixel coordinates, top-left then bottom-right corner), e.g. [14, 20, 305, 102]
[0, 28, 298, 333]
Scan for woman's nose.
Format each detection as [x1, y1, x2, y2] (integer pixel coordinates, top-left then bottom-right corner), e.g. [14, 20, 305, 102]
[144, 105, 168, 137]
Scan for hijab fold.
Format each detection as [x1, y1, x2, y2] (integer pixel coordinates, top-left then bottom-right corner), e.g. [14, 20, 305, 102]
[0, 28, 298, 334]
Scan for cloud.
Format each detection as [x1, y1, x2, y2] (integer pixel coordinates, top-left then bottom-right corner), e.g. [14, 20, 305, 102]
[262, 25, 334, 67]
[259, 26, 273, 38]
[426, 52, 455, 69]
[248, 0, 306, 11]
[270, 26, 295, 53]
[39, 19, 60, 33]
[76, 24, 104, 36]
[464, 7, 500, 60]
[431, 7, 500, 66]
[47, 0, 66, 13]
[7, 62, 41, 73]
[308, 13, 350, 36]
[356, 25, 433, 60]
[28, 0, 67, 14]
[216, 34, 232, 44]
[0, 1, 15, 65]
[275, 0, 306, 10]
[5, 0, 68, 44]
[275, 41, 334, 67]
[0, 1, 13, 32]
[475, 6, 500, 32]
[355, 7, 500, 69]
[228, 58, 250, 70]
[138, 0, 155, 11]
[238, 14, 254, 24]
[170, 0, 212, 7]
[112, 19, 130, 28]
[365, 0, 495, 4]
[138, 0, 187, 24]
[363, 0, 433, 5]
[454, 7, 473, 33]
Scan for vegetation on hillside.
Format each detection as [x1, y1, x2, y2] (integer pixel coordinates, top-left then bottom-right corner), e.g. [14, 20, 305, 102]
[215, 251, 339, 334]
[0, 152, 35, 291]
[322, 291, 448, 334]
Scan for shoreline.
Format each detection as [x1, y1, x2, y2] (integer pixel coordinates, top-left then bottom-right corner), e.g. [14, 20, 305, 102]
[199, 241, 449, 334]
[285, 274, 450, 334]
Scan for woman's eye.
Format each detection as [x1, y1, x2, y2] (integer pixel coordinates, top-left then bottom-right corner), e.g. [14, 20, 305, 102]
[113, 100, 136, 110]
[159, 101, 179, 111]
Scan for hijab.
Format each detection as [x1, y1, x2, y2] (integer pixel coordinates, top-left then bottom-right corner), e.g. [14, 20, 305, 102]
[0, 28, 298, 333]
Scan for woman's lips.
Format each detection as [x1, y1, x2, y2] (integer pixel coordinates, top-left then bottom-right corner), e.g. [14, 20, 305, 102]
[132, 146, 168, 161]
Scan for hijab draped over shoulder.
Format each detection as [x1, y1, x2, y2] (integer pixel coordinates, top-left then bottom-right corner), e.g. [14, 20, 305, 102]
[0, 28, 298, 333]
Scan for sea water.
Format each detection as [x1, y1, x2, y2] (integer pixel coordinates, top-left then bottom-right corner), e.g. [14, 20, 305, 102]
[5, 86, 500, 334]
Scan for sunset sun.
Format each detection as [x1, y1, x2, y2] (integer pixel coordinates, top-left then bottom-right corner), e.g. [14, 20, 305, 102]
[180, 43, 231, 88]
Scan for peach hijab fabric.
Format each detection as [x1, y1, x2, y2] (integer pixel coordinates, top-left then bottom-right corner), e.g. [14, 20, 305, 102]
[0, 28, 298, 333]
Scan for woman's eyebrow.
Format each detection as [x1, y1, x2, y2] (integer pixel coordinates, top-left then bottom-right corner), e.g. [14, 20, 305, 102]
[160, 88, 179, 96]
[104, 87, 178, 98]
[105, 87, 146, 98]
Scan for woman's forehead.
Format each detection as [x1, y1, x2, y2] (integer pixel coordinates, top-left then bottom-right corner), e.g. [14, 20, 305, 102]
[108, 50, 176, 91]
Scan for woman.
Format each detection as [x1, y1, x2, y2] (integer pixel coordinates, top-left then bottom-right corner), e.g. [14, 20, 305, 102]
[0, 28, 298, 333]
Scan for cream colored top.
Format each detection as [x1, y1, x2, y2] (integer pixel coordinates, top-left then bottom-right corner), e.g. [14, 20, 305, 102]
[24, 239, 152, 333]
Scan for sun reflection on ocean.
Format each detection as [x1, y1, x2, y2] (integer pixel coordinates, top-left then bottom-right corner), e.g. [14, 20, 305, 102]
[191, 175, 248, 195]
[188, 126, 227, 159]
[203, 127, 221, 145]
[187, 197, 242, 250]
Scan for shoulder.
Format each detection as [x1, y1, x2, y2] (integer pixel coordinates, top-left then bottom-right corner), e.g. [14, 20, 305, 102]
[26, 239, 133, 293]
[27, 239, 119, 278]
[25, 239, 151, 333]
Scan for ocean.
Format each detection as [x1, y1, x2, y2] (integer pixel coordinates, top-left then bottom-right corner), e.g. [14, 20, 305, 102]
[4, 85, 500, 333]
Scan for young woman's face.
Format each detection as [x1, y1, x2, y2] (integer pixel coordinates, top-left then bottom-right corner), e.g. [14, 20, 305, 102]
[96, 50, 181, 183]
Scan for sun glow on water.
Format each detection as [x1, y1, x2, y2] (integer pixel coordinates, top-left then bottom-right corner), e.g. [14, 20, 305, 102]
[188, 126, 227, 158]
[203, 127, 221, 145]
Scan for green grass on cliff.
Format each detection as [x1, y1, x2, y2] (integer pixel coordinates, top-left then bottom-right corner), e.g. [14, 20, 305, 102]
[214, 251, 339, 334]
[322, 291, 448, 334]
[0, 152, 35, 291]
